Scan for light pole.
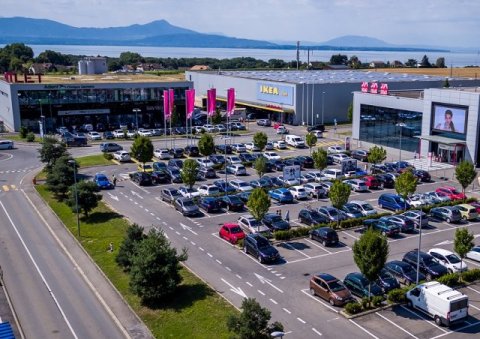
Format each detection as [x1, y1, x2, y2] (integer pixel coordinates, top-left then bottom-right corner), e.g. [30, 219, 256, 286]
[416, 212, 423, 285]
[321, 91, 325, 124]
[132, 108, 141, 130]
[68, 160, 81, 237]
[396, 123, 406, 162]
[224, 137, 230, 196]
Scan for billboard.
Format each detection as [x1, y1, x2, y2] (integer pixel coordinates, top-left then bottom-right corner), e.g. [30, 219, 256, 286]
[257, 82, 294, 105]
[283, 165, 301, 181]
[431, 104, 467, 135]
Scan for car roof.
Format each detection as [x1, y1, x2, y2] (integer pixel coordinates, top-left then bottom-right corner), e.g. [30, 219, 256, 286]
[315, 273, 338, 282]
[223, 223, 239, 228]
[428, 248, 454, 256]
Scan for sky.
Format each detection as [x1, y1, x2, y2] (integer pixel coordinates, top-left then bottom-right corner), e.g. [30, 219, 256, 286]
[1, 0, 479, 48]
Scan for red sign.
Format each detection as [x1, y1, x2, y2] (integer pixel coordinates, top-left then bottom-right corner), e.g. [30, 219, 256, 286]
[370, 82, 378, 94]
[4, 72, 42, 83]
[380, 83, 389, 95]
[361, 82, 369, 93]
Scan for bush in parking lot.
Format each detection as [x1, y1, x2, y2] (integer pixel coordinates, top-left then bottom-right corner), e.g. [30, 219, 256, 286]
[338, 213, 391, 229]
[436, 273, 461, 287]
[26, 132, 36, 142]
[461, 268, 480, 283]
[344, 302, 363, 315]
[387, 288, 406, 304]
[372, 295, 384, 307]
[361, 297, 370, 309]
[103, 152, 113, 160]
[19, 126, 28, 138]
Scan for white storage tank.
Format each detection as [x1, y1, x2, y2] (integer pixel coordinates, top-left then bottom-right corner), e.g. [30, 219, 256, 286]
[78, 60, 87, 75]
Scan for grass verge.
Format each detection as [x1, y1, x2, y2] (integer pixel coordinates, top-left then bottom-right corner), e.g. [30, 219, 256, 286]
[76, 154, 115, 167]
[36, 184, 236, 338]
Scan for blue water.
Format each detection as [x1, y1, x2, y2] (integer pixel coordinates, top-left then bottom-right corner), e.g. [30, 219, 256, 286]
[7, 44, 480, 67]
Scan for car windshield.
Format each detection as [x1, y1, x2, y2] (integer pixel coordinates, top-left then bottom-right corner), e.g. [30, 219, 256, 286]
[170, 169, 180, 175]
[270, 215, 282, 222]
[379, 270, 392, 279]
[362, 203, 374, 211]
[239, 182, 249, 187]
[229, 196, 242, 204]
[256, 238, 270, 248]
[328, 280, 345, 292]
[423, 257, 436, 266]
[311, 211, 323, 219]
[170, 189, 179, 195]
[446, 254, 461, 263]
[250, 219, 262, 227]
[183, 200, 194, 207]
[230, 226, 242, 233]
[402, 264, 414, 273]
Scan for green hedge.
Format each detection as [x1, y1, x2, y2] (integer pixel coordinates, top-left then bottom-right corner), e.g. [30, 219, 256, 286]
[461, 268, 480, 282]
[418, 197, 478, 214]
[344, 302, 363, 315]
[436, 273, 461, 287]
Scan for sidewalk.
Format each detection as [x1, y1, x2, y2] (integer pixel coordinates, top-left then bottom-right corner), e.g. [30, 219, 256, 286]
[22, 170, 153, 339]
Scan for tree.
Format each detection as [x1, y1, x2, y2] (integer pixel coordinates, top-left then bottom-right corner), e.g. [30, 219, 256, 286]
[227, 298, 283, 339]
[367, 145, 387, 164]
[67, 180, 102, 218]
[305, 132, 317, 155]
[130, 136, 153, 167]
[46, 155, 76, 199]
[405, 59, 418, 67]
[330, 54, 348, 65]
[436, 57, 446, 68]
[181, 159, 199, 189]
[254, 156, 267, 178]
[212, 108, 222, 124]
[119, 51, 144, 66]
[253, 132, 268, 151]
[347, 102, 353, 122]
[455, 160, 477, 201]
[443, 78, 450, 88]
[454, 228, 474, 277]
[348, 55, 361, 69]
[420, 55, 431, 68]
[247, 188, 271, 222]
[329, 180, 351, 210]
[116, 224, 146, 271]
[268, 59, 286, 69]
[129, 228, 187, 305]
[38, 136, 68, 172]
[312, 148, 328, 171]
[353, 228, 389, 305]
[394, 170, 418, 210]
[198, 133, 215, 157]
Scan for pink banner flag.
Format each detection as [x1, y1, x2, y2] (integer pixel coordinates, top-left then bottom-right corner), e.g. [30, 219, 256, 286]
[227, 88, 235, 117]
[163, 89, 170, 120]
[207, 88, 216, 117]
[169, 89, 175, 115]
[186, 89, 195, 119]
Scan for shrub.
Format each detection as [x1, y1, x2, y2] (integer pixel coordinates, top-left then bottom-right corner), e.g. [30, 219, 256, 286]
[273, 230, 293, 241]
[361, 297, 370, 309]
[19, 126, 28, 138]
[437, 272, 461, 287]
[344, 302, 362, 315]
[103, 152, 114, 160]
[372, 295, 384, 307]
[387, 288, 407, 304]
[461, 268, 480, 283]
[26, 132, 35, 142]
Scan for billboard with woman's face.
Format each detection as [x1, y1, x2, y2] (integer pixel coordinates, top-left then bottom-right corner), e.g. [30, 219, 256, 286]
[431, 104, 467, 134]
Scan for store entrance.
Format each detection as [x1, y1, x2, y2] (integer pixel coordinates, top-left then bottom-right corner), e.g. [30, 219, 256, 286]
[435, 143, 464, 164]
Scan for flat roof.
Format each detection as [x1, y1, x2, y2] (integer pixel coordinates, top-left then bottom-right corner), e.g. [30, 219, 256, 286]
[205, 70, 455, 84]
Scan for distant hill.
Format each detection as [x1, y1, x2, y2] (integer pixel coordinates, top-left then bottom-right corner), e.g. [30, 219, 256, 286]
[320, 35, 393, 48]
[0, 17, 277, 48]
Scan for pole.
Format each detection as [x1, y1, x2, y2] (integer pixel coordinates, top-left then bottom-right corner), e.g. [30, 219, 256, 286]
[321, 91, 325, 124]
[302, 83, 305, 125]
[399, 128, 402, 162]
[312, 84, 315, 125]
[225, 138, 228, 196]
[416, 213, 422, 284]
[70, 161, 80, 237]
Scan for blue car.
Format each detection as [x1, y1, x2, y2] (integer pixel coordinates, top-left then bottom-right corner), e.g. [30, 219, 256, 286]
[94, 173, 113, 189]
[268, 188, 294, 203]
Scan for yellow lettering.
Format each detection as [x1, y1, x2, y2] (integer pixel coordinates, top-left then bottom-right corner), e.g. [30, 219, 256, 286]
[260, 85, 280, 95]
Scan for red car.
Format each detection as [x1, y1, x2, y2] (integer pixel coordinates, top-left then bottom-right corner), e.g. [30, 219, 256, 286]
[219, 223, 246, 244]
[469, 201, 480, 213]
[362, 176, 381, 189]
[435, 186, 466, 201]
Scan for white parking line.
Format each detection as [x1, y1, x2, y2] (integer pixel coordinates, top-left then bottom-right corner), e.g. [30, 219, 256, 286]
[465, 258, 480, 267]
[190, 241, 196, 246]
[216, 259, 222, 265]
[246, 282, 253, 287]
[469, 304, 480, 311]
[207, 253, 213, 258]
[341, 231, 359, 240]
[236, 274, 242, 279]
[287, 248, 351, 264]
[297, 317, 306, 324]
[281, 242, 311, 258]
[199, 247, 204, 252]
[376, 312, 419, 339]
[399, 305, 448, 333]
[429, 321, 480, 339]
[300, 289, 338, 313]
[466, 286, 480, 295]
[304, 238, 332, 254]
[283, 308, 291, 314]
[312, 328, 322, 336]
[269, 298, 278, 305]
[226, 267, 231, 272]
[258, 290, 265, 296]
[349, 319, 380, 339]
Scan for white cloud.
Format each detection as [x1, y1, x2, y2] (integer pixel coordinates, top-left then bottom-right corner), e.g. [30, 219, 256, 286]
[1, 0, 478, 47]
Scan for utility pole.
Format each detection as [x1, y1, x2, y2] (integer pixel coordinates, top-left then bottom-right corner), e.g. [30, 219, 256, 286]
[296, 41, 300, 70]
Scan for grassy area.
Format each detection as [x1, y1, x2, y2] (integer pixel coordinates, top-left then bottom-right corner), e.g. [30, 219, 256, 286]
[36, 185, 236, 338]
[1, 134, 40, 143]
[76, 154, 115, 167]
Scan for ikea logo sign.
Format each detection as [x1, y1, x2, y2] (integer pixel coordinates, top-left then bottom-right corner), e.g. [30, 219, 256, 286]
[260, 85, 280, 95]
[257, 82, 294, 105]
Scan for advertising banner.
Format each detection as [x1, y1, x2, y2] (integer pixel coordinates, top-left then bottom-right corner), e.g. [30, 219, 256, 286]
[163, 90, 170, 119]
[227, 88, 235, 117]
[186, 89, 195, 119]
[257, 82, 294, 105]
[283, 165, 301, 181]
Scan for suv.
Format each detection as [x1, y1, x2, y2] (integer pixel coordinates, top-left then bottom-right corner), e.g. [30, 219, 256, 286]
[363, 218, 401, 237]
[243, 234, 279, 263]
[428, 248, 468, 273]
[402, 250, 448, 280]
[309, 227, 339, 246]
[309, 273, 354, 306]
[184, 145, 200, 157]
[130, 172, 152, 186]
[430, 206, 462, 223]
[378, 193, 410, 212]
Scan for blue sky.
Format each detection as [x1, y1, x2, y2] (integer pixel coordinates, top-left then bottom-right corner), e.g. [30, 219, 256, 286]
[1, 0, 478, 48]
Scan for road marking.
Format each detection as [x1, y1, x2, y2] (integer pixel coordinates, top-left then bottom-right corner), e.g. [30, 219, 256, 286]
[283, 308, 291, 314]
[130, 190, 144, 199]
[257, 290, 265, 296]
[144, 208, 149, 212]
[254, 273, 284, 293]
[399, 305, 448, 333]
[162, 221, 168, 226]
[183, 236, 188, 240]
[349, 319, 380, 339]
[190, 241, 196, 246]
[376, 313, 419, 339]
[199, 247, 205, 252]
[300, 289, 339, 313]
[236, 274, 242, 279]
[207, 252, 213, 258]
[269, 298, 278, 305]
[175, 231, 180, 235]
[304, 238, 332, 254]
[216, 259, 222, 265]
[312, 328, 322, 336]
[107, 192, 119, 201]
[169, 226, 174, 230]
[281, 242, 311, 258]
[226, 267, 231, 272]
[428, 321, 480, 339]
[0, 201, 79, 339]
[139, 205, 143, 209]
[466, 286, 480, 295]
[246, 282, 253, 287]
[150, 212, 155, 216]
[297, 317, 306, 324]
[465, 258, 480, 267]
[470, 304, 480, 311]
[156, 217, 161, 221]
[180, 223, 199, 236]
[221, 278, 247, 298]
[287, 248, 352, 264]
[341, 231, 359, 240]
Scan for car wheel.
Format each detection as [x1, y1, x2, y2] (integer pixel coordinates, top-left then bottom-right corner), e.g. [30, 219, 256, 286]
[227, 205, 230, 212]
[310, 233, 314, 240]
[407, 300, 413, 309]
[322, 240, 327, 246]
[448, 268, 453, 274]
[379, 203, 383, 209]
[434, 316, 442, 326]
[462, 216, 467, 220]
[329, 298, 335, 306]
[446, 218, 451, 223]
[310, 288, 316, 296]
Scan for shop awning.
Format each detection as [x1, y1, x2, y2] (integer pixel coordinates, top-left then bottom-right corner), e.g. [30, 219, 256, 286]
[416, 135, 466, 145]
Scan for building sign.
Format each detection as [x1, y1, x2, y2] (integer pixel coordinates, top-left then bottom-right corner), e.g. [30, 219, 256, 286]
[58, 109, 110, 116]
[257, 82, 293, 105]
[380, 83, 389, 95]
[4, 72, 42, 83]
[283, 165, 301, 181]
[44, 84, 95, 90]
[361, 82, 369, 92]
[370, 82, 378, 94]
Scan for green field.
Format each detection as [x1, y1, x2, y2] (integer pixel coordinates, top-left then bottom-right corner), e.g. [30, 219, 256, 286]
[36, 185, 236, 338]
[76, 154, 115, 167]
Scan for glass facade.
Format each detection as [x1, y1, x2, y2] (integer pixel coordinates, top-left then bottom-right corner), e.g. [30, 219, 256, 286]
[359, 104, 422, 152]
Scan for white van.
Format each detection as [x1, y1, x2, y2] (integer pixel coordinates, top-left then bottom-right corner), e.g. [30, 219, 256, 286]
[285, 135, 305, 148]
[322, 168, 343, 180]
[0, 140, 14, 150]
[406, 281, 468, 327]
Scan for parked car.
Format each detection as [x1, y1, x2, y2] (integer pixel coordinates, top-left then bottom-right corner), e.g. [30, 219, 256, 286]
[466, 246, 480, 262]
[225, 164, 247, 176]
[375, 174, 395, 188]
[196, 158, 215, 168]
[153, 161, 168, 172]
[100, 142, 123, 152]
[198, 196, 221, 213]
[209, 154, 226, 165]
[213, 180, 237, 194]
[197, 167, 217, 180]
[263, 151, 281, 160]
[178, 186, 200, 198]
[236, 191, 252, 203]
[296, 156, 314, 169]
[218, 195, 245, 212]
[262, 213, 290, 231]
[276, 125, 289, 134]
[289, 186, 308, 200]
[226, 156, 243, 165]
[150, 170, 170, 184]
[102, 131, 114, 139]
[344, 179, 368, 192]
[309, 273, 354, 306]
[303, 183, 326, 198]
[385, 260, 426, 285]
[363, 218, 401, 237]
[239, 152, 256, 164]
[94, 173, 113, 189]
[298, 209, 330, 226]
[174, 197, 200, 216]
[403, 250, 448, 280]
[327, 145, 346, 154]
[166, 167, 183, 183]
[113, 150, 131, 162]
[243, 234, 279, 263]
[219, 223, 246, 244]
[230, 179, 253, 192]
[426, 191, 451, 203]
[273, 140, 287, 150]
[331, 153, 351, 164]
[428, 248, 468, 273]
[216, 144, 233, 154]
[402, 210, 430, 228]
[245, 142, 261, 152]
[152, 148, 170, 160]
[413, 169, 432, 182]
[430, 206, 462, 223]
[170, 147, 185, 158]
[454, 204, 479, 220]
[268, 188, 294, 203]
[351, 149, 370, 161]
[380, 215, 415, 233]
[343, 272, 384, 298]
[257, 119, 272, 127]
[137, 163, 154, 173]
[130, 172, 152, 186]
[238, 215, 271, 236]
[168, 159, 183, 169]
[378, 193, 410, 212]
[435, 186, 466, 201]
[197, 184, 221, 196]
[161, 187, 182, 204]
[376, 268, 400, 293]
[318, 206, 347, 222]
[349, 200, 377, 216]
[250, 178, 272, 190]
[184, 145, 200, 157]
[112, 129, 125, 138]
[309, 227, 339, 246]
[362, 176, 381, 190]
[341, 203, 364, 219]
[137, 128, 152, 137]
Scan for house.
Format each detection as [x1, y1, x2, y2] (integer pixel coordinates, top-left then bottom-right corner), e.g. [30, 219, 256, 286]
[29, 63, 55, 74]
[136, 63, 164, 72]
[392, 60, 404, 68]
[324, 64, 349, 70]
[190, 65, 211, 71]
[369, 61, 386, 68]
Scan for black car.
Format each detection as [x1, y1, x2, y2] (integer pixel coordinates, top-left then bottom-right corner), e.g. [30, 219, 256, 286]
[269, 177, 284, 188]
[151, 170, 170, 184]
[351, 149, 369, 162]
[198, 167, 216, 179]
[343, 272, 384, 298]
[269, 160, 285, 171]
[239, 152, 256, 163]
[298, 209, 330, 226]
[375, 174, 395, 188]
[168, 159, 183, 168]
[402, 250, 448, 280]
[309, 227, 339, 246]
[213, 180, 237, 194]
[218, 195, 244, 212]
[376, 268, 400, 293]
[130, 172, 152, 186]
[413, 169, 431, 182]
[160, 187, 182, 204]
[153, 161, 168, 172]
[307, 124, 325, 132]
[209, 154, 226, 165]
[327, 155, 334, 166]
[173, 127, 186, 135]
[250, 178, 273, 190]
[243, 234, 279, 263]
[103, 131, 114, 139]
[198, 197, 221, 213]
[166, 166, 183, 183]
[296, 156, 314, 169]
[262, 213, 290, 231]
[384, 260, 425, 285]
[215, 144, 233, 154]
[184, 145, 200, 157]
[283, 158, 303, 168]
[169, 148, 184, 158]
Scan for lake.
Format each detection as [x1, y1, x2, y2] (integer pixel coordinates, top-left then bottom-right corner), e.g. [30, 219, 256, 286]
[8, 44, 480, 67]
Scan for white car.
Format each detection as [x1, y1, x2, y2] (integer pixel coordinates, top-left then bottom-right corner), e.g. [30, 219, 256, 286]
[179, 186, 200, 198]
[300, 173, 315, 183]
[278, 176, 300, 186]
[197, 184, 221, 196]
[289, 186, 308, 200]
[137, 128, 152, 137]
[196, 158, 215, 168]
[273, 140, 287, 150]
[343, 179, 368, 192]
[227, 156, 243, 165]
[265, 142, 274, 151]
[87, 131, 102, 140]
[230, 179, 253, 192]
[327, 145, 346, 154]
[245, 142, 260, 152]
[126, 130, 137, 138]
[263, 151, 281, 160]
[307, 171, 325, 182]
[303, 183, 326, 198]
[276, 126, 289, 134]
[193, 126, 205, 133]
[466, 246, 480, 262]
[331, 153, 351, 163]
[113, 150, 131, 162]
[311, 130, 323, 138]
[238, 215, 271, 235]
[232, 143, 247, 153]
[113, 129, 125, 138]
[215, 124, 227, 133]
[428, 248, 468, 273]
[226, 164, 247, 176]
[202, 124, 217, 133]
[349, 200, 377, 216]
[154, 149, 171, 160]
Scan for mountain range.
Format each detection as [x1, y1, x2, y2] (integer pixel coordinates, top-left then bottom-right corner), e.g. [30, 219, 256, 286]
[0, 17, 448, 52]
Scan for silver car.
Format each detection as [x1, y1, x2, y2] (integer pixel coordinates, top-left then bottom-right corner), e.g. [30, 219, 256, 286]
[113, 150, 131, 162]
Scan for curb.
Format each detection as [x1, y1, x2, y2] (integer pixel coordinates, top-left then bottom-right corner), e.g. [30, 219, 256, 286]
[340, 302, 397, 319]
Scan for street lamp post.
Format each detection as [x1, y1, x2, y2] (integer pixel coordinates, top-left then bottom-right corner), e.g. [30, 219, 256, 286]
[224, 137, 230, 196]
[396, 123, 406, 162]
[321, 91, 325, 124]
[416, 212, 423, 285]
[68, 160, 81, 237]
[132, 108, 141, 130]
